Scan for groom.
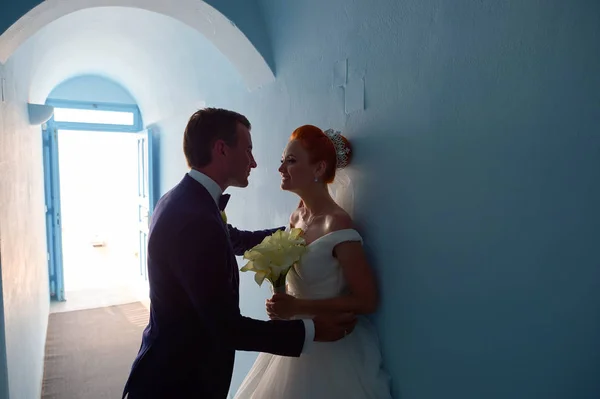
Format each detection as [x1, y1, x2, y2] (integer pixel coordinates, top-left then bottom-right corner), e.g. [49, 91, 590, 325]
[123, 108, 356, 398]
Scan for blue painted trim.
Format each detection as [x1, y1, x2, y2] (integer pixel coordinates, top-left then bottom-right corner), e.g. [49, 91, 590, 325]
[135, 129, 155, 281]
[50, 121, 141, 133]
[42, 128, 55, 298]
[27, 103, 55, 125]
[43, 121, 65, 301]
[45, 98, 140, 113]
[147, 128, 156, 215]
[50, 124, 66, 302]
[45, 99, 142, 132]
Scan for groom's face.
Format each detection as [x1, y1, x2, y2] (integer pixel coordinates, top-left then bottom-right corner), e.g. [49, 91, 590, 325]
[226, 123, 257, 188]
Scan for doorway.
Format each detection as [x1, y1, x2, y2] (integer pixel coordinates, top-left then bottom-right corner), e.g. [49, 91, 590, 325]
[43, 100, 154, 311]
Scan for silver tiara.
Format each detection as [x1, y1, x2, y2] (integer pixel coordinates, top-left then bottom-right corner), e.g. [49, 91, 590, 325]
[324, 129, 350, 169]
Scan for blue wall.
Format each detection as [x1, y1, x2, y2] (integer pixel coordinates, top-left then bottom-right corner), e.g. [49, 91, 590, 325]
[169, 1, 600, 397]
[48, 75, 137, 104]
[0, 1, 40, 37]
[103, 1, 600, 397]
[255, 1, 600, 398]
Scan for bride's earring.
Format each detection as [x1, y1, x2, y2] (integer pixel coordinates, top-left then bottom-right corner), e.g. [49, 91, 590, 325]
[314, 177, 318, 183]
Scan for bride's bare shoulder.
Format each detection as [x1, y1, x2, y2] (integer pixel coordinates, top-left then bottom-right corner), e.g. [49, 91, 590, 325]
[325, 208, 353, 232]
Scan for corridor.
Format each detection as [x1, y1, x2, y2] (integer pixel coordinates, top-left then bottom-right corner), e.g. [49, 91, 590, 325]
[41, 302, 148, 398]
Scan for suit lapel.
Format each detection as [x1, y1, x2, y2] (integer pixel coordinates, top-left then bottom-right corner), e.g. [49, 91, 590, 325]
[180, 175, 239, 293]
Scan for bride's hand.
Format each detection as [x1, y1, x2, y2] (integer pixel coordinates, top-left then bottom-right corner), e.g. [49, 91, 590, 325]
[266, 293, 298, 320]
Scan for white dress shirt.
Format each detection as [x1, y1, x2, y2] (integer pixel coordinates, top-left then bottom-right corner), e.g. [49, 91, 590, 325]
[188, 169, 314, 354]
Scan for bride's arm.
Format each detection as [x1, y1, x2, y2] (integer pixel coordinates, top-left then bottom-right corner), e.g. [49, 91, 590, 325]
[297, 241, 378, 316]
[267, 227, 378, 319]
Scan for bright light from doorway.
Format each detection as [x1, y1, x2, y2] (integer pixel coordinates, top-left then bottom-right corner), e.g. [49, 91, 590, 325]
[53, 108, 135, 125]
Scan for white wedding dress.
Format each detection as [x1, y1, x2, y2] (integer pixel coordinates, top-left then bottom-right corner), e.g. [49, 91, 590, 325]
[234, 229, 392, 399]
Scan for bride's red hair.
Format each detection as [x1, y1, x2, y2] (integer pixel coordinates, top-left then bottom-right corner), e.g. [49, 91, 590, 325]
[289, 125, 352, 184]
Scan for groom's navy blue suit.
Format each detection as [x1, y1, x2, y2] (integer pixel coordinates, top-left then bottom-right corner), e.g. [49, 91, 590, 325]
[123, 174, 306, 398]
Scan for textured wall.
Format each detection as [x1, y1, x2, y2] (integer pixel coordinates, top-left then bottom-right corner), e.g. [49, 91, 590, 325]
[252, 1, 600, 398]
[0, 57, 50, 399]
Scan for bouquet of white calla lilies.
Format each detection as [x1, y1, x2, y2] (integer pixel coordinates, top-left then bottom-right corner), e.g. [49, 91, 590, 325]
[240, 228, 307, 292]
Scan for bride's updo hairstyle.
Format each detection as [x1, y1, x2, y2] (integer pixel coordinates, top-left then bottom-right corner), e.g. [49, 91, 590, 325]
[289, 125, 352, 184]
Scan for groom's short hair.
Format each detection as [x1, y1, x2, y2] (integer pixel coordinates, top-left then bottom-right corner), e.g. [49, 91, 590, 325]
[183, 108, 251, 168]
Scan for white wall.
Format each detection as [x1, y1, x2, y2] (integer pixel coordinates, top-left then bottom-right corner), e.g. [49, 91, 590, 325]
[0, 54, 49, 399]
[0, 7, 251, 397]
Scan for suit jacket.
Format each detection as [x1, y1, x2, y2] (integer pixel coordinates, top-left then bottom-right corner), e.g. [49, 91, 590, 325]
[123, 174, 305, 398]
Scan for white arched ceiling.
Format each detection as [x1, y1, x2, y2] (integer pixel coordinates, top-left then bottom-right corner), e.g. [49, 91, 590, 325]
[9, 7, 245, 125]
[0, 0, 274, 90]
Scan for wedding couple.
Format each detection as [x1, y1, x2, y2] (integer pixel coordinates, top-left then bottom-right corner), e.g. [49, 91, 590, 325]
[123, 108, 391, 398]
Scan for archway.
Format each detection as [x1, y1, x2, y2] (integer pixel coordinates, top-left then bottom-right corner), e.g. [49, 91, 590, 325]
[0, 0, 275, 90]
[0, 2, 278, 397]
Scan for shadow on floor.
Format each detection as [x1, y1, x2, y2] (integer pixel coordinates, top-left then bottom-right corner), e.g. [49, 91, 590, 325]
[42, 302, 149, 399]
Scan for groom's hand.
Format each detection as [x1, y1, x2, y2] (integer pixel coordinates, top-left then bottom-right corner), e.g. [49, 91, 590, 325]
[313, 313, 357, 342]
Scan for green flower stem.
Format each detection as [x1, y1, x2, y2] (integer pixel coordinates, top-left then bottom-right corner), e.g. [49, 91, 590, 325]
[271, 273, 288, 294]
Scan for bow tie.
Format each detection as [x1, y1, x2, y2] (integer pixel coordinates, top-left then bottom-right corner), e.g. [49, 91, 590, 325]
[218, 194, 230, 211]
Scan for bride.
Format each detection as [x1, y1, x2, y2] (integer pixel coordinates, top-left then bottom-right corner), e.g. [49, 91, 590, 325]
[234, 125, 392, 398]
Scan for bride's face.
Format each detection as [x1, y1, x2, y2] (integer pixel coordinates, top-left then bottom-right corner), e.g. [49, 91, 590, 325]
[279, 140, 317, 192]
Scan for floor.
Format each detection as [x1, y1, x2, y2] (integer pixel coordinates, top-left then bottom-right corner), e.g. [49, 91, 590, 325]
[42, 302, 149, 399]
[51, 228, 150, 313]
[50, 283, 150, 313]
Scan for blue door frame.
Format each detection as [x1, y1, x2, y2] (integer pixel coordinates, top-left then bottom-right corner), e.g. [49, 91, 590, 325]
[42, 99, 154, 301]
[135, 129, 154, 281]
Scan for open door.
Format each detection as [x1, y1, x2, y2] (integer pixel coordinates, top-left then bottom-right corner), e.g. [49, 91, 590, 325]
[135, 128, 155, 280]
[42, 100, 145, 302]
[42, 122, 65, 301]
